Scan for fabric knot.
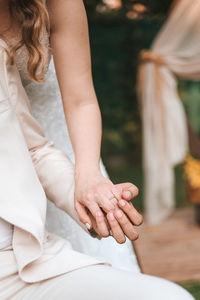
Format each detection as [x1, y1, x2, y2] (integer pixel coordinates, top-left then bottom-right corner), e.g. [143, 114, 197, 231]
[139, 50, 165, 66]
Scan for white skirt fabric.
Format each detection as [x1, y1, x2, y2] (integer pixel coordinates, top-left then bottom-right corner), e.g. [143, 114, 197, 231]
[0, 218, 13, 249]
[0, 245, 194, 300]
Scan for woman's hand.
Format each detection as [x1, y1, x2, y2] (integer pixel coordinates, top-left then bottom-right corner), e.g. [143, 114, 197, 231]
[74, 169, 122, 237]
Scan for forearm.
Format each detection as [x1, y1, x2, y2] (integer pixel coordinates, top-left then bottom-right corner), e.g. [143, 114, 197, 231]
[63, 101, 102, 174]
[48, 0, 102, 175]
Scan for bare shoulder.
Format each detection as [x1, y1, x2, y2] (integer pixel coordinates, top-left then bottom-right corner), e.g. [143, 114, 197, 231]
[46, 0, 87, 36]
[46, 0, 85, 26]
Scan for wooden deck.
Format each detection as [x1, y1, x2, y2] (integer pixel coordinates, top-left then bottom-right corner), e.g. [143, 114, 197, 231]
[134, 207, 200, 282]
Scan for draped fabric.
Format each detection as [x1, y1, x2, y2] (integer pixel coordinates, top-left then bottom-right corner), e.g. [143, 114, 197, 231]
[137, 0, 200, 224]
[0, 39, 107, 283]
[0, 40, 47, 281]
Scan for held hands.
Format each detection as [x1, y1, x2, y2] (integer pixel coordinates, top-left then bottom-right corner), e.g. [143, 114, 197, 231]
[74, 170, 143, 244]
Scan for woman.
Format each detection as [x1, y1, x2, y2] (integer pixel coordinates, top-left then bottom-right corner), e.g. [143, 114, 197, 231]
[0, 0, 194, 299]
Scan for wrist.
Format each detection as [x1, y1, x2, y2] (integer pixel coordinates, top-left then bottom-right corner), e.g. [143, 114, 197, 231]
[75, 164, 101, 179]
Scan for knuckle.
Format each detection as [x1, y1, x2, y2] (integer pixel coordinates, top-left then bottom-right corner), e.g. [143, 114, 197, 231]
[94, 192, 99, 199]
[105, 203, 115, 211]
[109, 218, 117, 227]
[106, 206, 113, 212]
[85, 193, 93, 201]
[120, 217, 128, 226]
[112, 198, 118, 206]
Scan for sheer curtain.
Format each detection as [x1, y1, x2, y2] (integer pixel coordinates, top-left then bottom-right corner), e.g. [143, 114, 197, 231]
[137, 0, 200, 224]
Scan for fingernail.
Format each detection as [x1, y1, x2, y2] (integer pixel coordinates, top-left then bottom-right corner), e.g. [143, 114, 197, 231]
[119, 200, 126, 206]
[96, 211, 102, 217]
[125, 191, 131, 198]
[109, 230, 113, 236]
[116, 210, 123, 218]
[85, 223, 91, 230]
[109, 212, 115, 221]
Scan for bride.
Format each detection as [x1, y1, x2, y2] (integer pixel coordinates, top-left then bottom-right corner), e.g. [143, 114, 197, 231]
[0, 0, 194, 298]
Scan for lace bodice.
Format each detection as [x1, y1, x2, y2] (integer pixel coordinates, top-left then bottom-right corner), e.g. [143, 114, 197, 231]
[8, 32, 51, 86]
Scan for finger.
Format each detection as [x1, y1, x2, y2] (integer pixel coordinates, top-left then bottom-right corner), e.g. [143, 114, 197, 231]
[102, 210, 112, 232]
[87, 202, 110, 237]
[95, 210, 110, 237]
[95, 192, 116, 212]
[107, 211, 126, 244]
[116, 183, 139, 201]
[111, 186, 122, 201]
[118, 200, 143, 226]
[110, 197, 118, 208]
[75, 202, 92, 229]
[107, 195, 118, 208]
[88, 212, 100, 235]
[87, 211, 102, 236]
[89, 210, 112, 236]
[114, 209, 139, 241]
[105, 191, 118, 206]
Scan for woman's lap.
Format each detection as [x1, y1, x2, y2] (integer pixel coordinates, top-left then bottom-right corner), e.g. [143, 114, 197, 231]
[11, 265, 194, 300]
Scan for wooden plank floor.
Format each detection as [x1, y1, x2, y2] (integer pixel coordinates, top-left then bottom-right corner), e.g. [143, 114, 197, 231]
[134, 207, 200, 282]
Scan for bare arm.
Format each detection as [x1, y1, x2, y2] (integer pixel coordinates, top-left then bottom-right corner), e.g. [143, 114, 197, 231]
[46, 0, 142, 243]
[47, 0, 101, 173]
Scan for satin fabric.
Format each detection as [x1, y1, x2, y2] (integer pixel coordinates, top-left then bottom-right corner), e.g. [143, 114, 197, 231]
[0, 39, 109, 283]
[0, 245, 195, 300]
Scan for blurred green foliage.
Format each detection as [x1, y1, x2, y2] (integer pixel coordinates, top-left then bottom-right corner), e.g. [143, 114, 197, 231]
[86, 4, 163, 167]
[180, 81, 200, 135]
[181, 281, 200, 299]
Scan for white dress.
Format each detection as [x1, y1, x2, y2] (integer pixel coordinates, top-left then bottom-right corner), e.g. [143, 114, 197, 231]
[26, 58, 141, 273]
[11, 29, 140, 273]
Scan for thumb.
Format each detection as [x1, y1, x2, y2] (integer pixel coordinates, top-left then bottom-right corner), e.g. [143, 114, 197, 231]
[116, 182, 139, 201]
[122, 186, 139, 201]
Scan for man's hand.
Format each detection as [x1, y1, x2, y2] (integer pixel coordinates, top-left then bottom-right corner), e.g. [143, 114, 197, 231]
[107, 182, 143, 243]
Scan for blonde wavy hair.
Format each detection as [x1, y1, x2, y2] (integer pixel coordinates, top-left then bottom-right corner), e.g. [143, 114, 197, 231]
[8, 0, 50, 82]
